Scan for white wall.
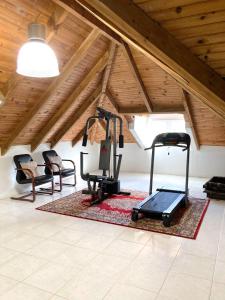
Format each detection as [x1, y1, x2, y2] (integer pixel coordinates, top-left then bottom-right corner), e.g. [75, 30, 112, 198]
[120, 130, 225, 178]
[0, 141, 99, 199]
[1, 131, 225, 199]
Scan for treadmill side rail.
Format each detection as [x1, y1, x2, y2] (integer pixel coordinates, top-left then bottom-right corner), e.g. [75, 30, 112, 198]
[163, 193, 185, 215]
[134, 191, 160, 210]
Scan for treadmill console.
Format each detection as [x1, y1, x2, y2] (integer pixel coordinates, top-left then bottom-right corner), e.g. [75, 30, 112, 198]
[152, 133, 191, 149]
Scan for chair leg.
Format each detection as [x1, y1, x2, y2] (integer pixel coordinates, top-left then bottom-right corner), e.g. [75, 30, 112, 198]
[11, 192, 35, 202]
[51, 179, 54, 195]
[11, 180, 55, 202]
[32, 180, 54, 196]
[74, 173, 76, 186]
[40, 177, 62, 193]
[55, 173, 76, 189]
[11, 180, 36, 202]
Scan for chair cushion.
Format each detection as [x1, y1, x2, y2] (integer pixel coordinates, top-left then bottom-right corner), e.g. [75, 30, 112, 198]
[20, 175, 53, 185]
[48, 155, 64, 172]
[53, 168, 74, 177]
[20, 161, 39, 179]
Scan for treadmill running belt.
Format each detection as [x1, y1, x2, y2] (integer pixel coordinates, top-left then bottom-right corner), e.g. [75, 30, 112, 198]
[141, 192, 183, 213]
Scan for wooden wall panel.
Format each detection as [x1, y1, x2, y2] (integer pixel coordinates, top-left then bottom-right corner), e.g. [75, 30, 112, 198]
[63, 101, 97, 141]
[136, 0, 225, 75]
[189, 95, 225, 146]
[0, 0, 225, 148]
[109, 46, 149, 110]
[130, 48, 183, 108]
[0, 1, 101, 146]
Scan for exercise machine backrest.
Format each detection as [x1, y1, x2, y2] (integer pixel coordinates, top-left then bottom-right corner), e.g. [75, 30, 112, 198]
[145, 132, 191, 197]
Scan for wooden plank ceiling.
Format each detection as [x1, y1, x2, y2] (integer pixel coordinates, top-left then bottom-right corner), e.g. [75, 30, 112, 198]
[0, 0, 224, 155]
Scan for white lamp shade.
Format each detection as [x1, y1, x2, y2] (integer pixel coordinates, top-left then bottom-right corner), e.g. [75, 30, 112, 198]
[16, 40, 59, 78]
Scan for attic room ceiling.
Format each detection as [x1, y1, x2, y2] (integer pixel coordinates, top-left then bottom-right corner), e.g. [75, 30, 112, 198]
[0, 0, 224, 155]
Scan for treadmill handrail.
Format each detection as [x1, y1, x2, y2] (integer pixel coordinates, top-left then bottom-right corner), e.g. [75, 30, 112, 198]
[145, 144, 189, 151]
[148, 132, 191, 197]
[147, 132, 191, 150]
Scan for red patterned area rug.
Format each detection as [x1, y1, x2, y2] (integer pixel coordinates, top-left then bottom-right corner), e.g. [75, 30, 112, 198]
[36, 190, 209, 239]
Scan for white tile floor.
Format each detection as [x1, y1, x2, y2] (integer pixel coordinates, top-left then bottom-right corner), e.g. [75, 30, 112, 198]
[0, 172, 225, 300]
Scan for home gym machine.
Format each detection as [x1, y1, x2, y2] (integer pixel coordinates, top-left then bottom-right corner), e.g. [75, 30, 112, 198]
[80, 107, 130, 205]
[131, 132, 191, 227]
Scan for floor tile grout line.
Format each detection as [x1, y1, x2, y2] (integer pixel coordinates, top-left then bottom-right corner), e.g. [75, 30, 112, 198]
[155, 238, 182, 299]
[102, 234, 147, 299]
[0, 174, 218, 299]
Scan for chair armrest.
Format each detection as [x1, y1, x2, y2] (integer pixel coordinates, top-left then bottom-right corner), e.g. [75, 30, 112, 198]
[62, 159, 76, 171]
[15, 168, 35, 179]
[37, 164, 54, 175]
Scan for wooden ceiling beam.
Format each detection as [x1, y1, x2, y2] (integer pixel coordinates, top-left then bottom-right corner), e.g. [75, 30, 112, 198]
[122, 42, 153, 113]
[153, 105, 185, 114]
[100, 42, 117, 97]
[118, 106, 148, 115]
[105, 90, 119, 112]
[31, 50, 109, 151]
[105, 90, 138, 144]
[73, 0, 225, 121]
[46, 5, 68, 42]
[72, 119, 95, 146]
[182, 90, 200, 150]
[118, 105, 185, 115]
[89, 123, 98, 145]
[1, 28, 100, 155]
[90, 42, 117, 144]
[53, 0, 122, 44]
[51, 85, 102, 148]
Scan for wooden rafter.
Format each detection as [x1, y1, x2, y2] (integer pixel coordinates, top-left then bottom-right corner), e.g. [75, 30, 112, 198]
[51, 85, 102, 148]
[46, 5, 68, 42]
[122, 42, 153, 113]
[72, 119, 95, 146]
[53, 0, 122, 44]
[118, 106, 148, 115]
[72, 0, 225, 121]
[1, 5, 68, 100]
[1, 28, 100, 155]
[100, 43, 117, 98]
[31, 50, 109, 151]
[182, 90, 200, 150]
[119, 105, 185, 115]
[89, 122, 98, 145]
[90, 42, 117, 143]
[105, 91, 136, 142]
[105, 90, 119, 112]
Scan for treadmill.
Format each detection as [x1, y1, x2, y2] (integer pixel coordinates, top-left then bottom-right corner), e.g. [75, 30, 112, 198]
[131, 132, 191, 227]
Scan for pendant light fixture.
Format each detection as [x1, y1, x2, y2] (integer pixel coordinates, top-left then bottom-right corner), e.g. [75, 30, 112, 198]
[16, 23, 59, 78]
